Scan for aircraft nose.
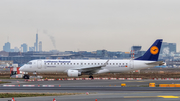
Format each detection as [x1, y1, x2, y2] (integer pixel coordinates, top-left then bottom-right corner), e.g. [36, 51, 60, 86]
[19, 66, 24, 71]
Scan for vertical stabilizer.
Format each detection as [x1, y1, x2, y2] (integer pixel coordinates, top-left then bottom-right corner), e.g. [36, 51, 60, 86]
[135, 39, 163, 61]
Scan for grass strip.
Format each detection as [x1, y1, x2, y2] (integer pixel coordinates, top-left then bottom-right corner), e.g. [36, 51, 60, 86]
[0, 92, 85, 98]
[0, 81, 11, 84]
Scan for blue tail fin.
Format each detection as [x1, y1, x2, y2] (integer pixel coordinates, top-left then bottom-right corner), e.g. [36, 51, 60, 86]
[135, 39, 163, 61]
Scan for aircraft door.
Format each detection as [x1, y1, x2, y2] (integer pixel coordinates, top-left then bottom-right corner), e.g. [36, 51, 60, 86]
[130, 60, 134, 69]
[37, 60, 42, 69]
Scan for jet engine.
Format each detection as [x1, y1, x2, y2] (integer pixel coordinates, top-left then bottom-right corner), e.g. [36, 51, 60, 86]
[67, 70, 81, 77]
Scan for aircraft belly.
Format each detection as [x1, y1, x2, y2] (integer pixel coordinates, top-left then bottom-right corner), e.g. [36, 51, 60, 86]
[134, 61, 156, 70]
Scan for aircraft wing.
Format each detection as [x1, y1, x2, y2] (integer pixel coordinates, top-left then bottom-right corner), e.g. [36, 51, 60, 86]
[72, 60, 109, 73]
[146, 61, 164, 66]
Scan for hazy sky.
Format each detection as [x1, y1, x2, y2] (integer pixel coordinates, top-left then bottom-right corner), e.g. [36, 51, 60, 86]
[0, 0, 180, 52]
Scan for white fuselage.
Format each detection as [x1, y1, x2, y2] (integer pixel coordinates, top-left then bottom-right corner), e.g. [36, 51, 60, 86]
[20, 59, 156, 74]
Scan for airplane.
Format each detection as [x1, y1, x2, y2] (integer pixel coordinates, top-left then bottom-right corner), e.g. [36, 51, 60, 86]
[19, 39, 164, 79]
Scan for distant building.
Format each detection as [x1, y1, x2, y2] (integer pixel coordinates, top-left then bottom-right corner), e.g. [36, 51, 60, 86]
[39, 41, 42, 52]
[0, 60, 13, 65]
[14, 47, 19, 52]
[3, 42, 11, 52]
[21, 43, 28, 52]
[36, 34, 38, 52]
[160, 42, 176, 54]
[131, 46, 144, 58]
[96, 50, 108, 58]
[29, 47, 35, 51]
[34, 43, 36, 51]
[0, 51, 9, 57]
[10, 49, 14, 52]
[28, 33, 41, 52]
[131, 46, 141, 53]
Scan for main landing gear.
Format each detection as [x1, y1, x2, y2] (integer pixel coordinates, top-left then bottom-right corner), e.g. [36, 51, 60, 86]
[89, 75, 94, 79]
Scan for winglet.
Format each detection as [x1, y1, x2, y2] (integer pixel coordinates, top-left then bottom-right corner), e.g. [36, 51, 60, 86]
[102, 60, 109, 67]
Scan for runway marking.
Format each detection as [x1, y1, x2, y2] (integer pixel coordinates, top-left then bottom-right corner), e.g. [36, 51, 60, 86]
[124, 96, 156, 98]
[124, 95, 180, 99]
[95, 91, 162, 96]
[158, 96, 179, 98]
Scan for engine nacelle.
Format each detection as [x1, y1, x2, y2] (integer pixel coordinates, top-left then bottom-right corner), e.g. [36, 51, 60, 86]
[67, 70, 81, 77]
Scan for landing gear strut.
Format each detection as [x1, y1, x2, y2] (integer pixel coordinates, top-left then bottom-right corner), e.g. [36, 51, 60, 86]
[33, 71, 37, 76]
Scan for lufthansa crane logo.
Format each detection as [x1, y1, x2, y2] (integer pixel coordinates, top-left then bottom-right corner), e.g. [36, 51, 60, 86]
[150, 46, 159, 55]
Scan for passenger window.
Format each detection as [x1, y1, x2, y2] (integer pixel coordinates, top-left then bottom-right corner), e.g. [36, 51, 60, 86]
[84, 63, 86, 65]
[116, 63, 118, 65]
[95, 63, 96, 65]
[110, 63, 111, 65]
[74, 63, 75, 65]
[113, 63, 115, 65]
[88, 63, 90, 65]
[123, 63, 124, 65]
[77, 63, 79, 65]
[91, 63, 93, 65]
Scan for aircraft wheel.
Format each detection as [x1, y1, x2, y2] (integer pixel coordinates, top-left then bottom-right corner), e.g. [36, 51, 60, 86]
[23, 75, 29, 79]
[89, 76, 94, 79]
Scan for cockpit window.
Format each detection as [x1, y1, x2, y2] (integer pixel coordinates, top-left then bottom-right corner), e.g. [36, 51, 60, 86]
[27, 62, 32, 65]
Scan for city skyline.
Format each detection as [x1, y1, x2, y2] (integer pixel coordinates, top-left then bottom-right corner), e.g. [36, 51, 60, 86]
[1, 38, 177, 55]
[1, 0, 180, 52]
[2, 33, 42, 52]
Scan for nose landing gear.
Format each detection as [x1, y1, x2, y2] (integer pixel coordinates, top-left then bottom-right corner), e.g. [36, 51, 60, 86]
[23, 74, 29, 79]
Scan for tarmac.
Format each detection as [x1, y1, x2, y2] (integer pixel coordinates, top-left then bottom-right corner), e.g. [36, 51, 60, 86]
[1, 79, 180, 101]
[2, 79, 180, 87]
[1, 91, 180, 101]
